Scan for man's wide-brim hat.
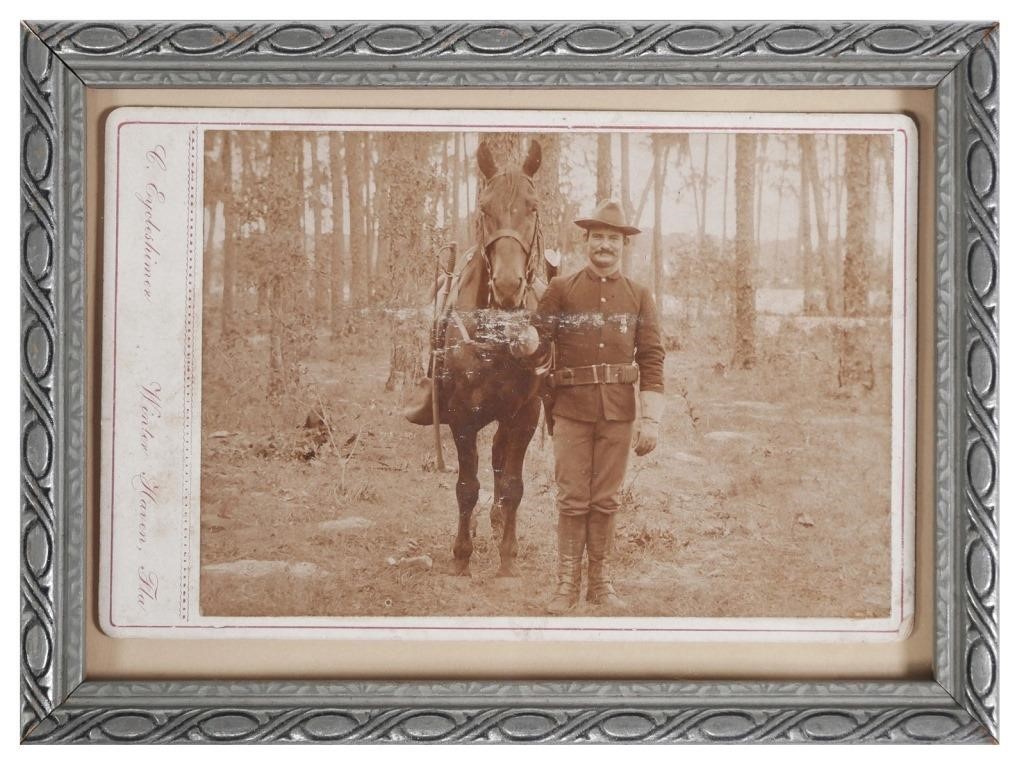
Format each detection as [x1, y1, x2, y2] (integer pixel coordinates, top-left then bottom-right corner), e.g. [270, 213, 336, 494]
[574, 199, 641, 236]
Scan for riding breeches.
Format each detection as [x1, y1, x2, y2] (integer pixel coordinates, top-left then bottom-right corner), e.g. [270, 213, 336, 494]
[552, 415, 633, 517]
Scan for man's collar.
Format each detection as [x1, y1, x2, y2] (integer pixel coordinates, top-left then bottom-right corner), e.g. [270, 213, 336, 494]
[584, 264, 622, 281]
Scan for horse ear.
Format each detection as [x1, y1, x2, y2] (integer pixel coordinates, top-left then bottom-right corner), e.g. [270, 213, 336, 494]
[477, 140, 497, 180]
[522, 139, 542, 177]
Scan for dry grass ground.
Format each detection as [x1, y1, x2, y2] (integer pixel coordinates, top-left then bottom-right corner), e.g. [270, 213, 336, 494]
[200, 322, 893, 620]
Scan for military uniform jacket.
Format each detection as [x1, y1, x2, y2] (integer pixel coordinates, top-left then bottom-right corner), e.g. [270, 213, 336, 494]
[535, 265, 665, 422]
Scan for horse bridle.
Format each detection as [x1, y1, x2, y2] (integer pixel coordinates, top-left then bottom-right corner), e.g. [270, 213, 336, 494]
[477, 173, 542, 308]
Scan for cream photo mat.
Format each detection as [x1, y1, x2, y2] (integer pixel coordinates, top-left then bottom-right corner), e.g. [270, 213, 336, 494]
[86, 86, 935, 680]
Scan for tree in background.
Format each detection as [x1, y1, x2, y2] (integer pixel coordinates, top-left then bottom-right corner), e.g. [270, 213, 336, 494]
[719, 134, 731, 264]
[265, 131, 308, 403]
[377, 133, 445, 391]
[798, 134, 831, 313]
[306, 134, 329, 324]
[843, 135, 870, 317]
[449, 133, 462, 244]
[596, 134, 612, 202]
[733, 133, 757, 369]
[651, 134, 667, 318]
[838, 134, 875, 390]
[344, 132, 369, 311]
[619, 133, 633, 276]
[202, 134, 222, 308]
[328, 132, 345, 329]
[364, 135, 378, 298]
[529, 133, 562, 268]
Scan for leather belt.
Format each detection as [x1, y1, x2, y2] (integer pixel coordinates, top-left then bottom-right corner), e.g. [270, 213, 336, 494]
[550, 363, 638, 387]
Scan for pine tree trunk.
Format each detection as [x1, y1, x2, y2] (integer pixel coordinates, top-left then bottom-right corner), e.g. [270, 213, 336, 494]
[202, 193, 218, 310]
[532, 133, 561, 269]
[220, 133, 237, 338]
[843, 135, 870, 316]
[771, 136, 792, 266]
[619, 133, 632, 276]
[699, 133, 710, 257]
[733, 134, 757, 369]
[838, 134, 874, 391]
[596, 134, 612, 202]
[345, 132, 368, 309]
[266, 132, 304, 402]
[379, 134, 432, 391]
[831, 135, 844, 312]
[798, 135, 816, 313]
[754, 134, 769, 249]
[309, 134, 329, 324]
[651, 135, 665, 318]
[462, 134, 473, 244]
[364, 135, 377, 298]
[441, 134, 451, 230]
[450, 133, 461, 244]
[680, 134, 703, 238]
[803, 135, 836, 313]
[267, 276, 285, 401]
[633, 165, 655, 228]
[328, 132, 345, 329]
[719, 134, 730, 261]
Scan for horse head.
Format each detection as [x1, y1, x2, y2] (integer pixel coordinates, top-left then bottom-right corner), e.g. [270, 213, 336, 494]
[476, 139, 542, 310]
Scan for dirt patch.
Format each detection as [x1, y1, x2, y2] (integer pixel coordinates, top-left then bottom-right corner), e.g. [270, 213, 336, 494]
[200, 332, 893, 620]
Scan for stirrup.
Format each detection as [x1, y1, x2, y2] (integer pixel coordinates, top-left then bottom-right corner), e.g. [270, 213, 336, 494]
[403, 377, 445, 426]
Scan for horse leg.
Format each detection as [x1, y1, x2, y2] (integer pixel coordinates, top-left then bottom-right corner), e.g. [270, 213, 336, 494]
[451, 424, 480, 577]
[495, 399, 541, 577]
[489, 422, 510, 541]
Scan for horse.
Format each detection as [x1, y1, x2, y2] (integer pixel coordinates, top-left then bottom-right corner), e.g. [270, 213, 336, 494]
[433, 138, 553, 577]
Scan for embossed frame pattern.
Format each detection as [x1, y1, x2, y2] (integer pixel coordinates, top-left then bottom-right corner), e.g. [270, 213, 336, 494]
[19, 21, 998, 744]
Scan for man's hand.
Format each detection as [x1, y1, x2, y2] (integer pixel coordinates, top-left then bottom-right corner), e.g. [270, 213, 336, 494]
[635, 390, 664, 456]
[634, 418, 659, 456]
[509, 325, 540, 358]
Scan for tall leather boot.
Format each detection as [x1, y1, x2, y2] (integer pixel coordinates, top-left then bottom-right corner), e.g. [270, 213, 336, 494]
[586, 512, 626, 608]
[545, 514, 587, 614]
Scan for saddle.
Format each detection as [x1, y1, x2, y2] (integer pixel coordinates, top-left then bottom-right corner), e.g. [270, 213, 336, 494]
[403, 248, 549, 427]
[403, 248, 469, 426]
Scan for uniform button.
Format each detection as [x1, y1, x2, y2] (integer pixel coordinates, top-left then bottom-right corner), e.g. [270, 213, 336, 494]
[599, 342, 605, 348]
[601, 277, 607, 282]
[600, 297, 607, 303]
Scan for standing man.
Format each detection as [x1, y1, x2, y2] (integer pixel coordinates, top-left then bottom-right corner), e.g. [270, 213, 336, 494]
[512, 199, 665, 613]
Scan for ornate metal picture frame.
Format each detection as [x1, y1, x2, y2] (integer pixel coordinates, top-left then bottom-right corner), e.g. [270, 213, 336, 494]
[20, 21, 998, 743]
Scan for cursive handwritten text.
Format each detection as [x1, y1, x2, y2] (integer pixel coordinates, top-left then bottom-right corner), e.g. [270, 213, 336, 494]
[137, 566, 159, 609]
[135, 144, 167, 302]
[131, 471, 159, 552]
[139, 382, 162, 453]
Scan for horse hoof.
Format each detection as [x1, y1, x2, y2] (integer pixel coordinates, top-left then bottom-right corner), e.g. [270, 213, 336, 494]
[496, 563, 519, 578]
[452, 560, 472, 577]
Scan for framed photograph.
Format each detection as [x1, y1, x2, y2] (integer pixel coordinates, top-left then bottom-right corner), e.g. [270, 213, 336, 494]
[20, 21, 998, 743]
